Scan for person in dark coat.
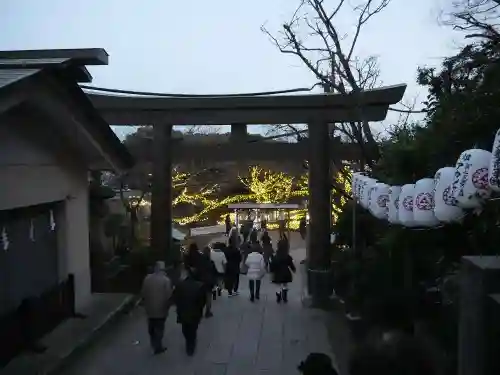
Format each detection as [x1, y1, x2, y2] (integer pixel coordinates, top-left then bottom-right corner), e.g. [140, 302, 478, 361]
[240, 222, 250, 243]
[260, 216, 267, 231]
[270, 238, 296, 303]
[298, 353, 338, 375]
[200, 246, 217, 318]
[249, 228, 258, 244]
[224, 235, 242, 296]
[261, 230, 273, 271]
[225, 214, 231, 236]
[299, 217, 307, 240]
[171, 266, 206, 356]
[184, 243, 215, 318]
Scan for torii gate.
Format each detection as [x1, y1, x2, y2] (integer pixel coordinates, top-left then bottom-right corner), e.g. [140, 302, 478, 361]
[78, 48, 406, 302]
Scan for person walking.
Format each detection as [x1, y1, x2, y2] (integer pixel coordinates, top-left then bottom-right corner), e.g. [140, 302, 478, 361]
[261, 230, 273, 271]
[299, 217, 307, 241]
[241, 222, 250, 243]
[184, 243, 215, 318]
[245, 241, 266, 302]
[249, 228, 259, 244]
[140, 261, 173, 354]
[209, 242, 227, 298]
[224, 231, 242, 296]
[171, 265, 206, 356]
[261, 215, 267, 231]
[270, 238, 296, 303]
[225, 214, 231, 236]
[200, 246, 217, 318]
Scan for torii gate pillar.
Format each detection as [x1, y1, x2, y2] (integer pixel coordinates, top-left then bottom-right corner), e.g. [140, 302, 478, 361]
[151, 124, 175, 269]
[307, 122, 332, 305]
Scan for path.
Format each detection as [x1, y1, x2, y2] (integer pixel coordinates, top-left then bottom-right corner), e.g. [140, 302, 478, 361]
[57, 246, 340, 375]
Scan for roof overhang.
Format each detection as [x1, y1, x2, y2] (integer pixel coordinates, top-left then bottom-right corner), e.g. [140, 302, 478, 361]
[0, 69, 133, 173]
[0, 48, 108, 66]
[35, 72, 134, 172]
[87, 84, 406, 125]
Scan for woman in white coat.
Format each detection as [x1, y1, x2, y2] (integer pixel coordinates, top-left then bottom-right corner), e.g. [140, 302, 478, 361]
[244, 241, 266, 302]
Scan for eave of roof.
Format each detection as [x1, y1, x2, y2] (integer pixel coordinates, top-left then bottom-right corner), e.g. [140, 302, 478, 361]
[0, 59, 134, 171]
[48, 70, 134, 169]
[0, 48, 108, 66]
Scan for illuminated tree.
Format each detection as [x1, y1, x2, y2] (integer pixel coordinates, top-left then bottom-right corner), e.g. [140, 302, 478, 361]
[239, 166, 294, 203]
[174, 165, 352, 229]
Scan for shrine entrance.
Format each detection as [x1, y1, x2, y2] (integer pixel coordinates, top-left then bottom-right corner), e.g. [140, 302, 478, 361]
[228, 203, 302, 239]
[87, 68, 406, 302]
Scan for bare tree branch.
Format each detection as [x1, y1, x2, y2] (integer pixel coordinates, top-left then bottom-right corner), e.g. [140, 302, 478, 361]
[442, 0, 500, 41]
[262, 0, 395, 168]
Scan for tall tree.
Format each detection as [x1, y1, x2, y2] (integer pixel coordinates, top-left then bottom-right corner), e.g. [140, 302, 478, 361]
[262, 0, 393, 166]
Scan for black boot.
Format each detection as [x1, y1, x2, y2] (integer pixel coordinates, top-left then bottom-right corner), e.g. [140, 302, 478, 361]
[282, 289, 288, 303]
[276, 291, 282, 303]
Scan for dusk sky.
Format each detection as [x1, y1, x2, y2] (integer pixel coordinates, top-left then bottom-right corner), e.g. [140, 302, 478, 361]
[0, 0, 464, 139]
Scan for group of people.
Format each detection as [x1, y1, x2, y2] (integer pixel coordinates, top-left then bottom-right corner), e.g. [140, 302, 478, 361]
[228, 226, 296, 303]
[140, 225, 438, 375]
[140, 225, 297, 357]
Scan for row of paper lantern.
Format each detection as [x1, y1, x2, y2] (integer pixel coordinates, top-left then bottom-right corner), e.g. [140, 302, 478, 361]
[351, 130, 500, 227]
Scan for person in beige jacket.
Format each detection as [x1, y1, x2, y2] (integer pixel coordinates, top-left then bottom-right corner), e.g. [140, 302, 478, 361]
[141, 261, 173, 354]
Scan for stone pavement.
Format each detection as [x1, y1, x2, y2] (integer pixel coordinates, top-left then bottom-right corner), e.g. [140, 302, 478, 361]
[56, 247, 343, 375]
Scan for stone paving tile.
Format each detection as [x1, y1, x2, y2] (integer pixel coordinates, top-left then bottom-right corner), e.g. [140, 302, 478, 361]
[57, 247, 341, 375]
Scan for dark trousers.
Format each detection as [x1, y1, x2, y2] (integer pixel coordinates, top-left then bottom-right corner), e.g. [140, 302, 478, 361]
[181, 321, 200, 353]
[147, 317, 166, 352]
[249, 279, 261, 299]
[225, 272, 240, 294]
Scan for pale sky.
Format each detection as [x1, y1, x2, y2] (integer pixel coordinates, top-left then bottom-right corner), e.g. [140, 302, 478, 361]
[0, 0, 463, 139]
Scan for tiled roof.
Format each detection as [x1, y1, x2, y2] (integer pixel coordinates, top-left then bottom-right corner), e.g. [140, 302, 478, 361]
[0, 68, 40, 90]
[0, 56, 74, 91]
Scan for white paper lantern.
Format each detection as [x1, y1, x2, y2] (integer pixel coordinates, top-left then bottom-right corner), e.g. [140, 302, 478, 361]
[371, 183, 390, 219]
[451, 149, 492, 209]
[357, 175, 368, 201]
[413, 178, 439, 227]
[360, 177, 377, 209]
[352, 173, 362, 199]
[367, 183, 379, 214]
[434, 167, 464, 223]
[357, 176, 367, 206]
[489, 128, 500, 192]
[387, 186, 402, 224]
[398, 184, 416, 227]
